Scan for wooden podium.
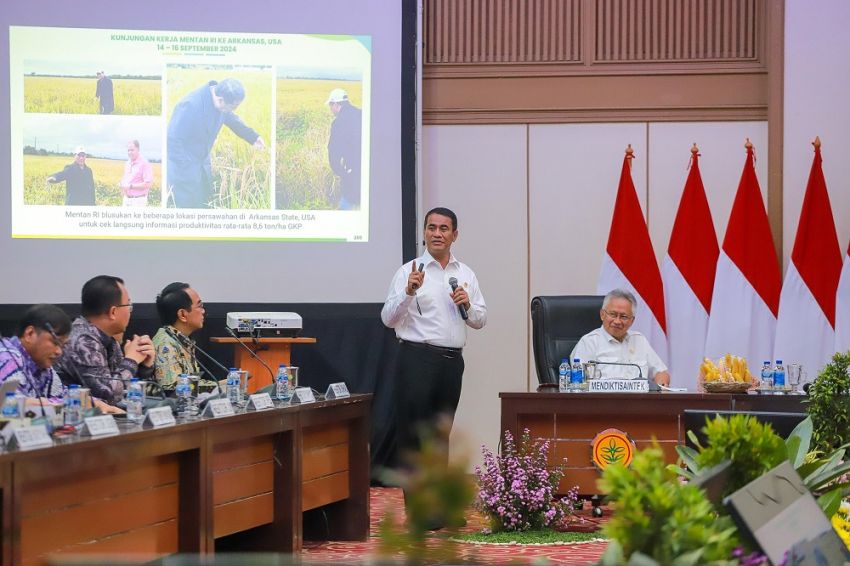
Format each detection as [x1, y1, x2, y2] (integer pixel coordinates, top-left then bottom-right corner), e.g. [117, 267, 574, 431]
[210, 336, 316, 392]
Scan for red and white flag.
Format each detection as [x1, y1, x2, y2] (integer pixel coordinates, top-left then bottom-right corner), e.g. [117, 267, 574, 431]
[598, 146, 668, 364]
[662, 146, 719, 389]
[704, 141, 781, 368]
[774, 139, 842, 374]
[836, 239, 850, 353]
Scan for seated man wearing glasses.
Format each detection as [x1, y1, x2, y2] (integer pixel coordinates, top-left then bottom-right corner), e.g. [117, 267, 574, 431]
[55, 275, 154, 406]
[570, 288, 671, 386]
[0, 304, 71, 402]
[152, 282, 216, 394]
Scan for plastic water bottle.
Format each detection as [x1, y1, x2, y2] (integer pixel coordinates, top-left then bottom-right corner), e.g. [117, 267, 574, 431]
[773, 360, 786, 389]
[570, 358, 585, 391]
[226, 368, 242, 405]
[276, 365, 291, 401]
[760, 361, 774, 390]
[175, 374, 191, 418]
[64, 384, 82, 427]
[2, 392, 19, 418]
[558, 358, 570, 393]
[126, 378, 144, 423]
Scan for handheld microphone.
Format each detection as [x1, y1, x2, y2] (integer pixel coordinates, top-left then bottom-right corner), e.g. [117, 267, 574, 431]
[225, 326, 276, 385]
[164, 327, 229, 380]
[448, 277, 468, 321]
[411, 262, 424, 291]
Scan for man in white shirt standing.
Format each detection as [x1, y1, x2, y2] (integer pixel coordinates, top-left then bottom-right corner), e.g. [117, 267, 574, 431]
[571, 289, 671, 386]
[381, 207, 487, 518]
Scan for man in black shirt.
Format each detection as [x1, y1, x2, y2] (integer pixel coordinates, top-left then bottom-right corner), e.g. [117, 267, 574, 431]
[47, 146, 96, 206]
[326, 88, 362, 210]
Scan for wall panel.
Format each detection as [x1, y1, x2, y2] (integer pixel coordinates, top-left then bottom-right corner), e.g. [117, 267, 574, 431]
[420, 125, 528, 464]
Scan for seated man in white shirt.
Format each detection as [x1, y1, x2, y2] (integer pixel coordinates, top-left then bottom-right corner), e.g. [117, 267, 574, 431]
[570, 288, 671, 386]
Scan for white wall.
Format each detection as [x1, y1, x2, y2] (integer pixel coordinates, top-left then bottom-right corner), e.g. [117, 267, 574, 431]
[422, 121, 768, 467]
[420, 125, 529, 464]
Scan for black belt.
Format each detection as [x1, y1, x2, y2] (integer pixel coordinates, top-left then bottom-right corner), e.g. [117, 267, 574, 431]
[399, 339, 463, 357]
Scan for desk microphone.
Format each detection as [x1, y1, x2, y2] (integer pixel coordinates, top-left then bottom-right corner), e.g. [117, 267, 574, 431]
[225, 326, 276, 384]
[164, 327, 229, 380]
[588, 360, 649, 384]
[448, 277, 468, 321]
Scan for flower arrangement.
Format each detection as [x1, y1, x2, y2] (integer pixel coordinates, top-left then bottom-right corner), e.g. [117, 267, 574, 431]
[475, 428, 578, 532]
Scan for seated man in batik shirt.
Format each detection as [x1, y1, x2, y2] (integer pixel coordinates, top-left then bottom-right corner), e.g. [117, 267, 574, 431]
[54, 276, 154, 406]
[0, 304, 70, 403]
[152, 282, 217, 394]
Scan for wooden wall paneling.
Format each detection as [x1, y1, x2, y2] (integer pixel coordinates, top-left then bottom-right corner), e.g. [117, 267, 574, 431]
[299, 398, 371, 541]
[0, 460, 13, 566]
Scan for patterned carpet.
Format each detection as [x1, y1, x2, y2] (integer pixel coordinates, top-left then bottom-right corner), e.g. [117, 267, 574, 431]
[302, 487, 609, 565]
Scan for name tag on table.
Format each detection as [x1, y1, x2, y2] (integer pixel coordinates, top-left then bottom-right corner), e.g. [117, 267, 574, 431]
[290, 387, 316, 404]
[202, 398, 236, 418]
[82, 415, 120, 436]
[588, 379, 650, 393]
[247, 393, 275, 411]
[143, 406, 176, 428]
[325, 382, 350, 400]
[10, 424, 53, 450]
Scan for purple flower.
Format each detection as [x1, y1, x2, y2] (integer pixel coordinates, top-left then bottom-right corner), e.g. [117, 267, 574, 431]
[474, 428, 579, 533]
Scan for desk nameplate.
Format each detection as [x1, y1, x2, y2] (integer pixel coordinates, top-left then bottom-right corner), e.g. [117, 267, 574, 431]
[82, 415, 120, 436]
[588, 379, 650, 393]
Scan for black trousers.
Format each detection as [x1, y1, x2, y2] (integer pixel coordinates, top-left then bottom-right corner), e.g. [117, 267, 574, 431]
[393, 341, 465, 465]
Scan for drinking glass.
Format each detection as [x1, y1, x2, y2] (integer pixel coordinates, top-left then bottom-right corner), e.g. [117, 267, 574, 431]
[288, 366, 299, 397]
[237, 370, 250, 400]
[787, 364, 804, 393]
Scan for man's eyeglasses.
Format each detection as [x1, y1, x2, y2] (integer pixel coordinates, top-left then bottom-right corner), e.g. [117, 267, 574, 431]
[116, 303, 134, 312]
[603, 309, 634, 322]
[193, 301, 204, 310]
[43, 322, 67, 348]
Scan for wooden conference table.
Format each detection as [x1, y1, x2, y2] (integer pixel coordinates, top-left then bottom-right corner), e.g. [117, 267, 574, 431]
[0, 393, 371, 565]
[500, 391, 805, 494]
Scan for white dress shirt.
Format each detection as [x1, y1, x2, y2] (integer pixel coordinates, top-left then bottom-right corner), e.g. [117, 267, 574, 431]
[570, 326, 667, 380]
[381, 251, 487, 348]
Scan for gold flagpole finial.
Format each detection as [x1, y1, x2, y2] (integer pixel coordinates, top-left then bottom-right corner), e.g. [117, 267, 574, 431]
[625, 144, 634, 158]
[691, 143, 699, 155]
[813, 136, 821, 149]
[744, 138, 753, 150]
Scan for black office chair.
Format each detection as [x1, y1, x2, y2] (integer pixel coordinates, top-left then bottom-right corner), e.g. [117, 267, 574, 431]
[530, 295, 604, 387]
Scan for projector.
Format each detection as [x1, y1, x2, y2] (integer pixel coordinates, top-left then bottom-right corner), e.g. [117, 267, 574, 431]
[226, 312, 302, 337]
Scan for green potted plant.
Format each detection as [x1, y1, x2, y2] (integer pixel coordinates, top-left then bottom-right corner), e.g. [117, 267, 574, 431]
[806, 351, 850, 453]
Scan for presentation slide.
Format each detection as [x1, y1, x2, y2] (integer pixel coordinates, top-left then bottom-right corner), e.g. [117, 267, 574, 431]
[10, 26, 371, 242]
[0, 0, 412, 304]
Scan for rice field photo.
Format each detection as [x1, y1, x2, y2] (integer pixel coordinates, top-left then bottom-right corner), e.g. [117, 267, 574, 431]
[23, 154, 162, 206]
[24, 76, 161, 116]
[166, 66, 272, 210]
[275, 79, 362, 210]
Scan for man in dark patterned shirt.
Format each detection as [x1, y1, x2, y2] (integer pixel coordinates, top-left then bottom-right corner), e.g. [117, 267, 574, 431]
[55, 275, 155, 406]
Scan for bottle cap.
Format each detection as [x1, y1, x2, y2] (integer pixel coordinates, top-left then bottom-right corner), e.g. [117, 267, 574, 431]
[573, 358, 580, 363]
[561, 358, 569, 363]
[5, 392, 15, 398]
[776, 359, 783, 364]
[229, 367, 238, 371]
